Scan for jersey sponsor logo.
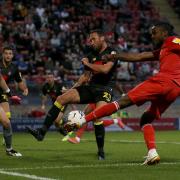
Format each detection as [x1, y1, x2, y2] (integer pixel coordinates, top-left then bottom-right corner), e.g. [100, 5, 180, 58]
[111, 51, 116, 54]
[2, 75, 8, 81]
[172, 38, 180, 45]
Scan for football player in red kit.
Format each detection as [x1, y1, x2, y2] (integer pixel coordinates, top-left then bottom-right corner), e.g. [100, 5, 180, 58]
[66, 22, 180, 165]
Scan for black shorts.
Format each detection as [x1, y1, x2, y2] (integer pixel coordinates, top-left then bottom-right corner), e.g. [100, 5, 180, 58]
[0, 93, 8, 103]
[76, 85, 113, 104]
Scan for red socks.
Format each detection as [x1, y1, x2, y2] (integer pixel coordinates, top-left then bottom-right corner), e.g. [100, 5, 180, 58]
[76, 124, 87, 138]
[85, 101, 119, 122]
[103, 120, 114, 127]
[142, 124, 156, 150]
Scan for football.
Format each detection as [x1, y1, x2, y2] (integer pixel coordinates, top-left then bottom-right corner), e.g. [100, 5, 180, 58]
[67, 110, 86, 129]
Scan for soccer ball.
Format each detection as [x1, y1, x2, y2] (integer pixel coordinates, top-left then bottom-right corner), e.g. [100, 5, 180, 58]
[67, 110, 85, 129]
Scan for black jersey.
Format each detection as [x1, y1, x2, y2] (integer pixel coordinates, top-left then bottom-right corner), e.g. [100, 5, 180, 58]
[42, 82, 63, 103]
[0, 61, 23, 94]
[86, 47, 117, 88]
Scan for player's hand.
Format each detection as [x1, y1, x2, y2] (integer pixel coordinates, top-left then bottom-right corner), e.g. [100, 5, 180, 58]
[81, 58, 89, 66]
[61, 86, 69, 93]
[5, 89, 11, 97]
[102, 54, 116, 62]
[22, 88, 28, 96]
[41, 104, 45, 110]
[10, 95, 22, 102]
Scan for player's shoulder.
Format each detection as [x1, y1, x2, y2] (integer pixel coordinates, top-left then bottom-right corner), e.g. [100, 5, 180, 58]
[164, 36, 180, 45]
[105, 46, 117, 54]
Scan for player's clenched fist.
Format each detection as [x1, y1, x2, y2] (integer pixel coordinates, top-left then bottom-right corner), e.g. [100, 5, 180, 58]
[81, 58, 89, 66]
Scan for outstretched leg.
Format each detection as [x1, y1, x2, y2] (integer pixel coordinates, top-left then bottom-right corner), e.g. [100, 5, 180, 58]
[27, 89, 80, 141]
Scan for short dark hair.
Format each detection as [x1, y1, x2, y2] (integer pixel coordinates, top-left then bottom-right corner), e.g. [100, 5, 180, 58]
[90, 29, 104, 36]
[2, 46, 14, 52]
[154, 22, 174, 36]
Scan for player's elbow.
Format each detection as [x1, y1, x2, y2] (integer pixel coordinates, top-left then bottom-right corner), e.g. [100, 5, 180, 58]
[102, 68, 110, 74]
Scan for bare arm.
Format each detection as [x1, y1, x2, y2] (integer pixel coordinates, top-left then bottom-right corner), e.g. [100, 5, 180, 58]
[41, 95, 47, 110]
[82, 58, 114, 74]
[0, 75, 10, 93]
[71, 71, 91, 89]
[18, 80, 28, 96]
[104, 52, 156, 62]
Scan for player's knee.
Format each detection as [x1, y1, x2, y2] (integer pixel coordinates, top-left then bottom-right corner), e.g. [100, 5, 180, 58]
[118, 95, 133, 109]
[6, 112, 11, 119]
[140, 112, 156, 128]
[94, 122, 105, 135]
[2, 120, 10, 129]
[54, 119, 63, 128]
[94, 120, 103, 126]
[56, 95, 64, 104]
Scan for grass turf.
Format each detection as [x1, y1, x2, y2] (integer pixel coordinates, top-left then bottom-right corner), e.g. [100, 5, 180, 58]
[0, 131, 180, 180]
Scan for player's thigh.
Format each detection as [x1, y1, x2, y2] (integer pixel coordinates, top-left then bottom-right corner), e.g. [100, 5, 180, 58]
[93, 87, 113, 103]
[56, 89, 80, 104]
[0, 105, 10, 127]
[127, 79, 163, 106]
[76, 85, 94, 104]
[0, 94, 10, 113]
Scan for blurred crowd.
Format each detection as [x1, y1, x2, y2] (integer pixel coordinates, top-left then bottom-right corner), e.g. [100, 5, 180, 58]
[169, 0, 180, 17]
[0, 0, 162, 89]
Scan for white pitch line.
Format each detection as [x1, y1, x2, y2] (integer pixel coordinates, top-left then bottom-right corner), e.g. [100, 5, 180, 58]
[79, 139, 180, 145]
[1, 162, 180, 171]
[47, 137, 180, 145]
[0, 170, 58, 180]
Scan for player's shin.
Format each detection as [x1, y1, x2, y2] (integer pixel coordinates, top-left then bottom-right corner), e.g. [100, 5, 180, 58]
[142, 124, 156, 150]
[94, 121, 105, 160]
[3, 123, 12, 150]
[85, 101, 120, 122]
[41, 101, 64, 136]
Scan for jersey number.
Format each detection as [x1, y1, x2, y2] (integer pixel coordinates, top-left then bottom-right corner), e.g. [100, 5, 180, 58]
[103, 92, 111, 102]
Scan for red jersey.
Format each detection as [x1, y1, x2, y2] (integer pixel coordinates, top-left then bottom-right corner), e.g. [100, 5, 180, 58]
[153, 36, 180, 85]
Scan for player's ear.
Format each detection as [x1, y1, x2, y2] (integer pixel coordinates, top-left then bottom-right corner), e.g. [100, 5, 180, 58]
[100, 36, 105, 41]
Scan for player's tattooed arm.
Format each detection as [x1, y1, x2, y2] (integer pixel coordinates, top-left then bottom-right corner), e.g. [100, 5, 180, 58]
[82, 58, 114, 74]
[102, 52, 157, 62]
[72, 71, 91, 88]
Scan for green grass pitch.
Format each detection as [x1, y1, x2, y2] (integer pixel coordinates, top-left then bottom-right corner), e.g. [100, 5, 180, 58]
[0, 131, 180, 180]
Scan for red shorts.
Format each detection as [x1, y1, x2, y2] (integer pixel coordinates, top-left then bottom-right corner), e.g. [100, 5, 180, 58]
[127, 77, 180, 119]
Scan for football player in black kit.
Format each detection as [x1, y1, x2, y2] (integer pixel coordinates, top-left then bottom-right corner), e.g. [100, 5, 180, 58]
[27, 30, 118, 160]
[1, 46, 28, 156]
[41, 72, 75, 136]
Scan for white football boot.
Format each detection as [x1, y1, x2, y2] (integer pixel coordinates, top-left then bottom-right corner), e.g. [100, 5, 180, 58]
[142, 149, 160, 165]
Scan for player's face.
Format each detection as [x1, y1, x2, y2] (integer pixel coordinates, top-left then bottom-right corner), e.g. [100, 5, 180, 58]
[46, 75, 54, 84]
[151, 26, 165, 46]
[3, 50, 13, 63]
[89, 32, 103, 51]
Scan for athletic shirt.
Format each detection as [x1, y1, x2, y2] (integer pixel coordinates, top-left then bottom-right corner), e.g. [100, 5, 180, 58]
[153, 36, 180, 85]
[0, 61, 22, 94]
[42, 82, 63, 103]
[86, 47, 118, 88]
